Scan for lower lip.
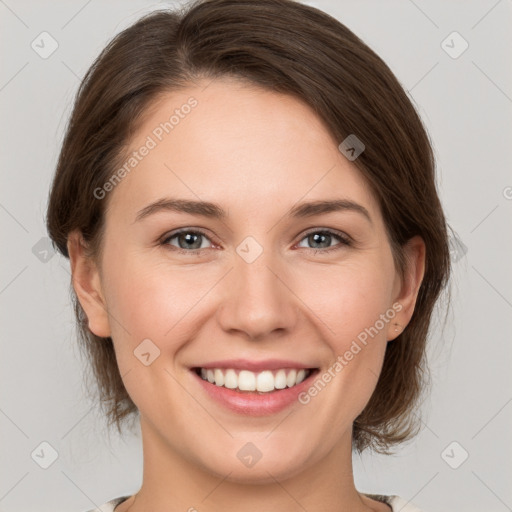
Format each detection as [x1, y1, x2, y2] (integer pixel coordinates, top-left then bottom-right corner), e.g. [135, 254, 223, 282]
[191, 369, 318, 416]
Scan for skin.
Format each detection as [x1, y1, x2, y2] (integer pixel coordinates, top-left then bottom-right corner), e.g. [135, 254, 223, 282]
[68, 77, 425, 512]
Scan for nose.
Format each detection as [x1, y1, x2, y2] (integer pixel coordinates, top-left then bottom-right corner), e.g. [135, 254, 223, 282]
[216, 249, 298, 341]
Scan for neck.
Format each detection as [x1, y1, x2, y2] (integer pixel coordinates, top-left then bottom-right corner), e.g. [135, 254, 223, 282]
[119, 416, 380, 512]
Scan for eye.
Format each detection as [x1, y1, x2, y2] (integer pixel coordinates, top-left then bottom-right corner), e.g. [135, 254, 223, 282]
[161, 229, 214, 254]
[160, 227, 352, 256]
[296, 229, 351, 253]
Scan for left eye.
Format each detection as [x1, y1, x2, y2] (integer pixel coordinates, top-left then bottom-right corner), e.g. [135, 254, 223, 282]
[296, 230, 350, 251]
[161, 228, 350, 254]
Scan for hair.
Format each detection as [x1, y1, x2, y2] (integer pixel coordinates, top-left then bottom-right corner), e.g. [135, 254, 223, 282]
[46, 0, 451, 455]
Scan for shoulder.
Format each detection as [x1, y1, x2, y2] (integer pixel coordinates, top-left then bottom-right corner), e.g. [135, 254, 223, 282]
[363, 493, 424, 512]
[83, 496, 131, 512]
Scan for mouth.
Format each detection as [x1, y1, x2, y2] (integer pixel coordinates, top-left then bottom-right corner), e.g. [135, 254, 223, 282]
[192, 366, 317, 394]
[189, 361, 320, 416]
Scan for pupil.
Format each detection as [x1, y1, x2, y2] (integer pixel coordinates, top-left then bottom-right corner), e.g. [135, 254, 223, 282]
[311, 233, 329, 249]
[180, 233, 201, 249]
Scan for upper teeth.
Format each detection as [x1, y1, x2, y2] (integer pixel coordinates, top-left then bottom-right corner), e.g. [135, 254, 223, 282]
[199, 368, 310, 393]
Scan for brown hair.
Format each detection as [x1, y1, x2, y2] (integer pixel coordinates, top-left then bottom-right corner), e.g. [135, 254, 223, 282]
[46, 0, 450, 454]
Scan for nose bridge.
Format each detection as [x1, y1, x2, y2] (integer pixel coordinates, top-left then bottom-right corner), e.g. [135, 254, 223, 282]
[217, 237, 297, 339]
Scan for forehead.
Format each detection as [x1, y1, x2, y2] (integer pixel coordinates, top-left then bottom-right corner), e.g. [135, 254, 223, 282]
[106, 78, 378, 221]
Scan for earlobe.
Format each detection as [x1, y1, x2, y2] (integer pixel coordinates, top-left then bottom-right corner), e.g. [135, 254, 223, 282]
[67, 230, 111, 338]
[387, 235, 426, 341]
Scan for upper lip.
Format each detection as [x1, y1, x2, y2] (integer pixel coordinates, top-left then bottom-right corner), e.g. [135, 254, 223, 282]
[192, 359, 317, 372]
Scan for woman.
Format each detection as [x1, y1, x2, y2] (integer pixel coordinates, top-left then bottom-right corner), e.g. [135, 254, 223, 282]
[46, 0, 450, 510]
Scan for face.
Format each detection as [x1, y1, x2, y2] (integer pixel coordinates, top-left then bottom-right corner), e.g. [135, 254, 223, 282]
[71, 77, 424, 484]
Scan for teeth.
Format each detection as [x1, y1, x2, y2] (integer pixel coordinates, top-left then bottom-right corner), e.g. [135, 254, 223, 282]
[197, 367, 312, 393]
[214, 369, 224, 386]
[224, 369, 237, 389]
[256, 370, 274, 392]
[286, 369, 297, 387]
[274, 369, 287, 389]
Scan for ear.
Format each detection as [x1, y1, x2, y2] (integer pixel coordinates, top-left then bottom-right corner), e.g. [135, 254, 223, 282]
[387, 235, 426, 341]
[67, 230, 111, 338]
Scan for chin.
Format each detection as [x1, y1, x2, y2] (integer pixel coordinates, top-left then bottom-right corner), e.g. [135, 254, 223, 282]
[194, 440, 316, 485]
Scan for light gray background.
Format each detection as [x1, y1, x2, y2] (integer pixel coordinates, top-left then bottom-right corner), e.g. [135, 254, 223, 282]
[1, 1, 511, 511]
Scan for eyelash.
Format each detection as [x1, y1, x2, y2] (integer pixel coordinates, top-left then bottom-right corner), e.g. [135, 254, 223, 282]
[160, 228, 352, 256]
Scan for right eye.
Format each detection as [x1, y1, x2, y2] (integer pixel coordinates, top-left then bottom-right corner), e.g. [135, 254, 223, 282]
[161, 229, 215, 254]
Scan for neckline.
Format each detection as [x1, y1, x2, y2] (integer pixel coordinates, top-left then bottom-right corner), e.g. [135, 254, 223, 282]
[112, 496, 131, 511]
[112, 493, 394, 511]
[362, 493, 394, 511]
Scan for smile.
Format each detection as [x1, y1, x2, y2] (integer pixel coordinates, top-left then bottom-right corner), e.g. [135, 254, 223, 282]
[190, 360, 320, 416]
[194, 367, 314, 393]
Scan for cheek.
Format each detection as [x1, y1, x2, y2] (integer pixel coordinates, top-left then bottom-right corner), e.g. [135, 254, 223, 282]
[295, 256, 395, 343]
[292, 259, 395, 415]
[99, 256, 211, 414]
[101, 253, 218, 357]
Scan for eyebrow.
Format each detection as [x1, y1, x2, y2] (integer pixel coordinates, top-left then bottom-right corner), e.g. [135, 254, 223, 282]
[134, 197, 372, 224]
